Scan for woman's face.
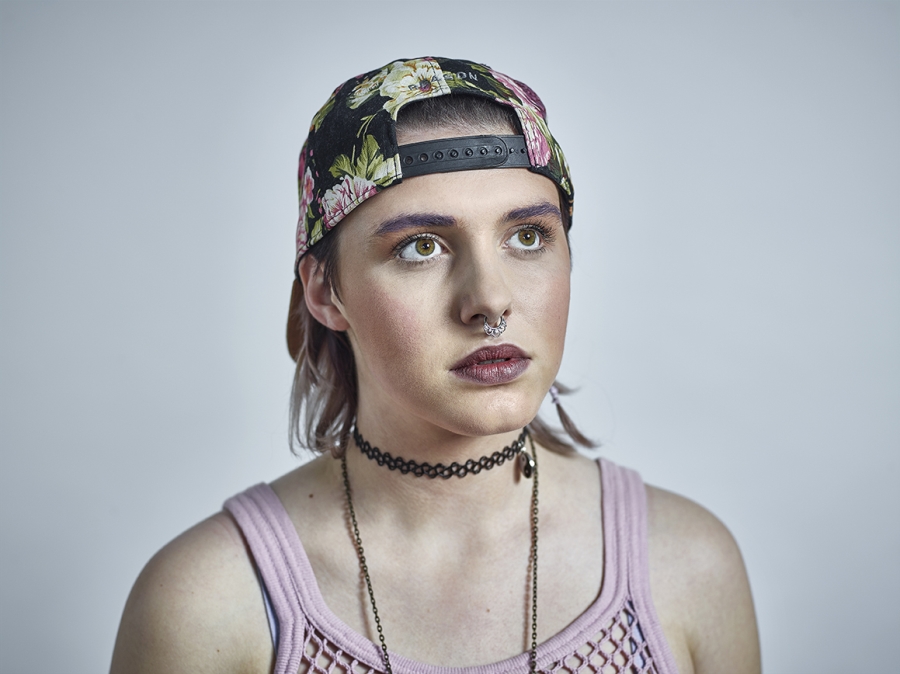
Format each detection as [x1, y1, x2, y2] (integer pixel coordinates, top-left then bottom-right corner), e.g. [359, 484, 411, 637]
[328, 151, 571, 440]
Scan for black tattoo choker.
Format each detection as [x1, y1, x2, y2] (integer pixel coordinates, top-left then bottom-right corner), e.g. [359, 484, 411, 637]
[351, 426, 532, 479]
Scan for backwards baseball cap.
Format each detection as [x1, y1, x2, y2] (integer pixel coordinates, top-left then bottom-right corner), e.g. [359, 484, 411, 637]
[294, 56, 574, 270]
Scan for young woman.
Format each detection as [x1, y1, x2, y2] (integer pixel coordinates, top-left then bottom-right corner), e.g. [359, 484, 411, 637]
[110, 57, 760, 674]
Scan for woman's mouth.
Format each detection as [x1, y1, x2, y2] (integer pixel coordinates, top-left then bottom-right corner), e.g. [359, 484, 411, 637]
[450, 345, 530, 385]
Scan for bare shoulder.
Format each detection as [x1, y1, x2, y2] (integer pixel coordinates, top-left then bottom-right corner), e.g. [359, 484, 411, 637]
[110, 512, 272, 674]
[645, 486, 761, 674]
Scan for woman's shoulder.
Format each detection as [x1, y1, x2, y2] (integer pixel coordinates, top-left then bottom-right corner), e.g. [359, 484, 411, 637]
[645, 485, 743, 570]
[109, 511, 272, 674]
[644, 484, 761, 674]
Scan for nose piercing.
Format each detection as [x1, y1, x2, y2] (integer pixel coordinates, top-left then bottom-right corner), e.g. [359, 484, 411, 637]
[483, 315, 507, 338]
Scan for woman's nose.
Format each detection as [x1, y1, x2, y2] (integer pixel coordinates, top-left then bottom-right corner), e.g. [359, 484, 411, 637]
[456, 249, 513, 330]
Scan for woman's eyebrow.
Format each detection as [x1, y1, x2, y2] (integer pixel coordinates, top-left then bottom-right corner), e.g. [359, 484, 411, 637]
[374, 213, 456, 236]
[503, 202, 562, 223]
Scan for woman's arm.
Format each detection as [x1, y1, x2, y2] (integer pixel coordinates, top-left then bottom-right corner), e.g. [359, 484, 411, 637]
[647, 486, 761, 674]
[109, 513, 272, 674]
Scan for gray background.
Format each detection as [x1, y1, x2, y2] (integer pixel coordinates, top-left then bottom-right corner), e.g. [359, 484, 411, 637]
[1, 2, 898, 672]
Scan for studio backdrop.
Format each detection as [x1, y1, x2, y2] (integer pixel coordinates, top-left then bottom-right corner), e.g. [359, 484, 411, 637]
[1, 2, 898, 673]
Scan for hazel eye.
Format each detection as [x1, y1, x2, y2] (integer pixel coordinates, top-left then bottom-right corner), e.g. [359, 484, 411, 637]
[398, 236, 442, 260]
[509, 228, 542, 250]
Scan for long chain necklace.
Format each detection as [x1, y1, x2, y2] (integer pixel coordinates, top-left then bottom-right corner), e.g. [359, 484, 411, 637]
[340, 430, 540, 674]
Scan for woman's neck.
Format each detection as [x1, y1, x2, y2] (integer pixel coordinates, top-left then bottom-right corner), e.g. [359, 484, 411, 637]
[333, 419, 534, 538]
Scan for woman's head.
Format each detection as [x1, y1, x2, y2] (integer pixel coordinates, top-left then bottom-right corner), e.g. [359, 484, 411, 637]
[288, 57, 588, 454]
[293, 57, 573, 264]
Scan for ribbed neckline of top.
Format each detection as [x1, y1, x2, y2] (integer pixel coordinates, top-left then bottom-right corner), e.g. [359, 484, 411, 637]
[227, 457, 641, 674]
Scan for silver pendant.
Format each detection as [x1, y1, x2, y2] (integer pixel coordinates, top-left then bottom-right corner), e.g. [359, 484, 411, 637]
[519, 450, 535, 479]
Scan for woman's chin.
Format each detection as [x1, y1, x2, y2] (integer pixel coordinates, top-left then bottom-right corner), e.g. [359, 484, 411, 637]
[436, 396, 544, 438]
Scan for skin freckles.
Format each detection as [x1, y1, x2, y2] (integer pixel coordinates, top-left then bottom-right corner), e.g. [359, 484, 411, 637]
[314, 164, 571, 462]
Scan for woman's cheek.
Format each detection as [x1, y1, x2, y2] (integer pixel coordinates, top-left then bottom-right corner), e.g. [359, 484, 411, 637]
[524, 263, 569, 321]
[350, 285, 433, 378]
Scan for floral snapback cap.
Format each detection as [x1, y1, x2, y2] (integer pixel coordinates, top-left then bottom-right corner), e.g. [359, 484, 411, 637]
[295, 56, 574, 266]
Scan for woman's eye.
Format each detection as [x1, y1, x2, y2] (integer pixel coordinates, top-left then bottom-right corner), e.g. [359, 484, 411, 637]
[509, 228, 542, 250]
[398, 236, 442, 260]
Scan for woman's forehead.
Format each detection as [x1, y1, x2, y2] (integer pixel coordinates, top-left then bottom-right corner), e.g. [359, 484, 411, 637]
[346, 168, 562, 234]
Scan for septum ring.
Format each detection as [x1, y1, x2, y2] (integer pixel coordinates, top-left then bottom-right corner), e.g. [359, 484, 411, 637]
[483, 315, 507, 338]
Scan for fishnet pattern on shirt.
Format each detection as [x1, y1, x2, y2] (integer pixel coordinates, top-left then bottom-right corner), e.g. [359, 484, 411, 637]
[296, 600, 658, 674]
[299, 627, 378, 674]
[543, 602, 658, 674]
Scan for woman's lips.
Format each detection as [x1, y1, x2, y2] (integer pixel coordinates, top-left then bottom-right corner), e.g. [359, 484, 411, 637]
[450, 344, 530, 385]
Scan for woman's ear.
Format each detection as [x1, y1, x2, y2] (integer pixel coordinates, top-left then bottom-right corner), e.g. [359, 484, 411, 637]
[297, 255, 350, 332]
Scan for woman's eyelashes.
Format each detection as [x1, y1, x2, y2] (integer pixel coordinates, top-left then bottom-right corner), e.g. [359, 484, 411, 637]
[393, 224, 555, 263]
[507, 224, 553, 252]
[396, 234, 443, 261]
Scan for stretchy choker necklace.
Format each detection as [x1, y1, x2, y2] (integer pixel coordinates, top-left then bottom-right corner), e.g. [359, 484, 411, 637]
[352, 426, 531, 479]
[340, 430, 540, 674]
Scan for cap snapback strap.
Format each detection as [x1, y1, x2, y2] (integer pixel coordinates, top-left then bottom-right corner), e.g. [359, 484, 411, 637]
[398, 134, 531, 178]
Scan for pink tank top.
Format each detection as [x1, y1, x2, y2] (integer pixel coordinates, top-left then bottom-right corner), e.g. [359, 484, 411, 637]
[224, 458, 679, 674]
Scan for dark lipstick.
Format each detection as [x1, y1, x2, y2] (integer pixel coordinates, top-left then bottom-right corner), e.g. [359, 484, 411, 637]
[450, 344, 530, 385]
